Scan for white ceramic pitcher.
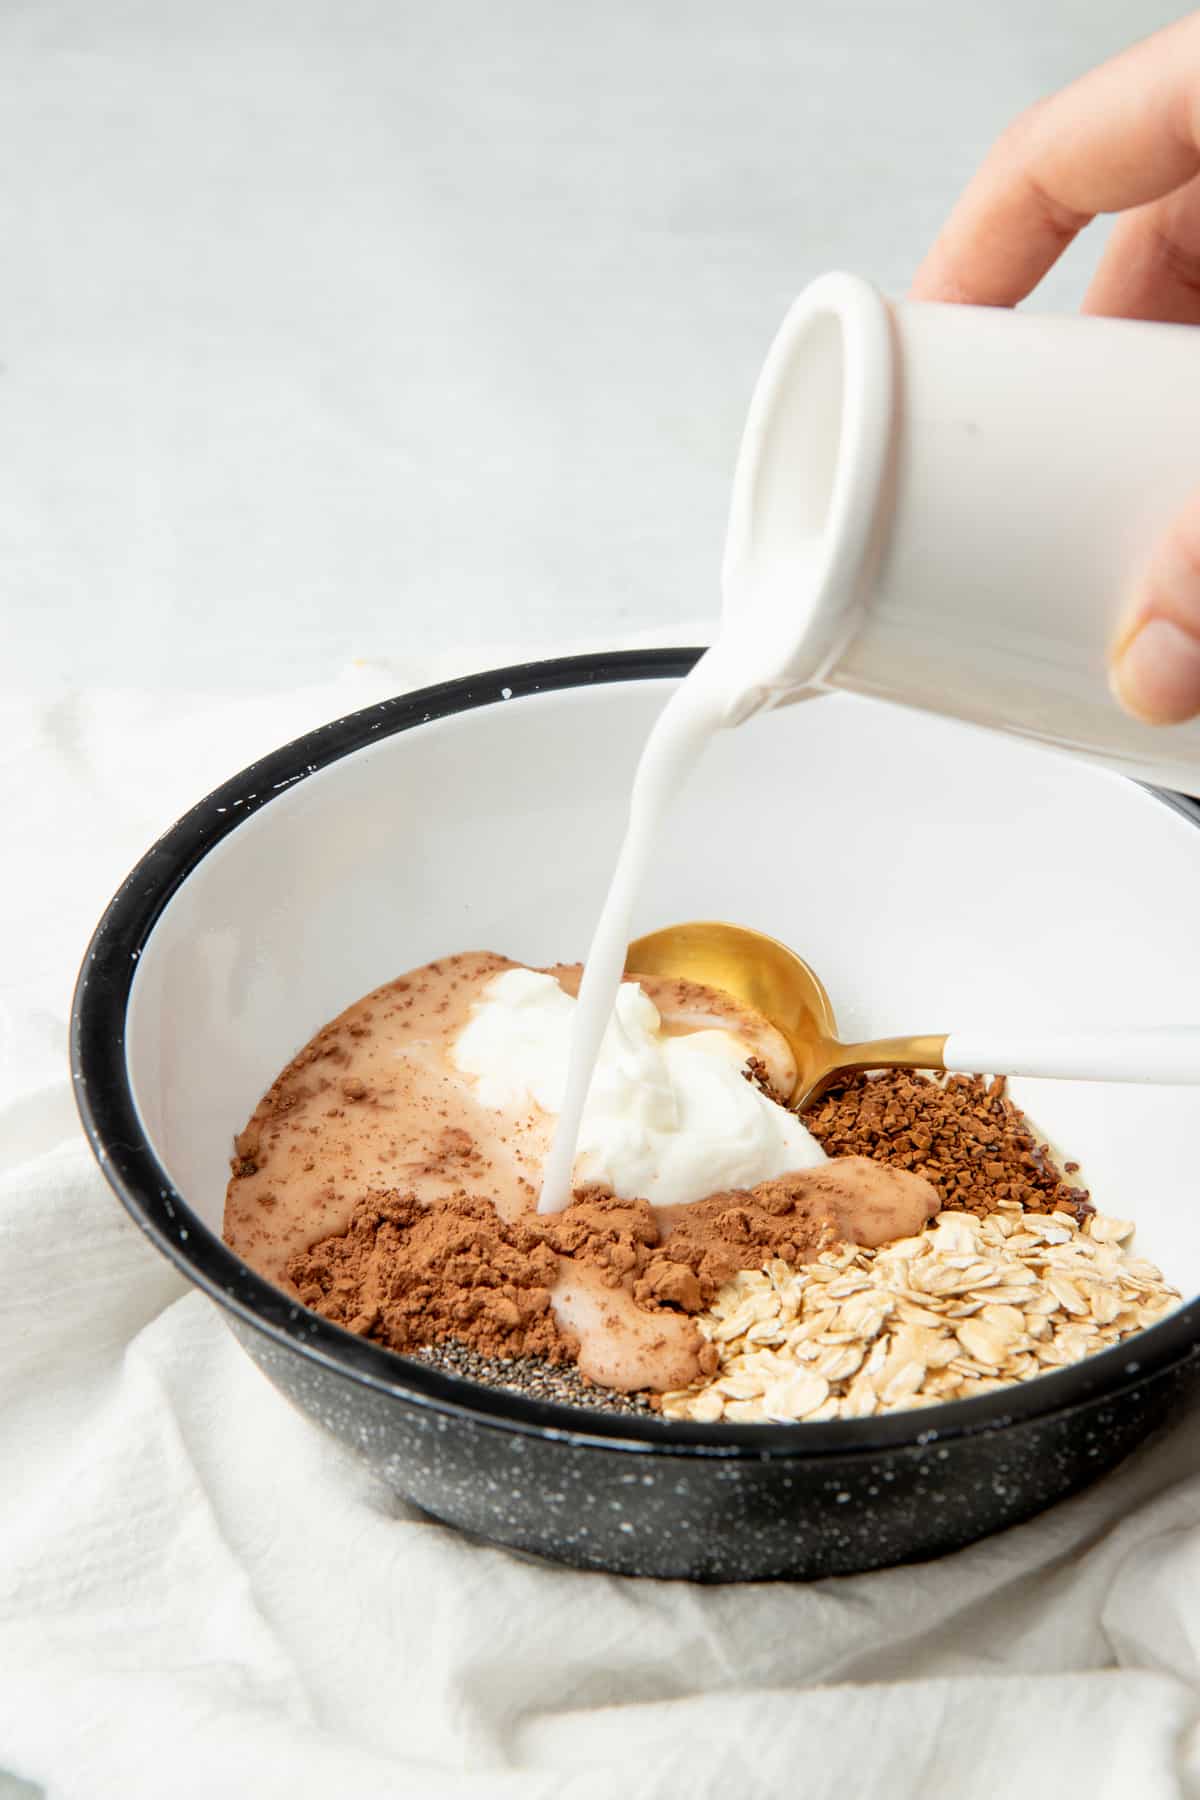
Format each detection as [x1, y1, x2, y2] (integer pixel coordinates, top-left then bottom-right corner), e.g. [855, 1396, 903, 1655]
[719, 270, 1200, 795]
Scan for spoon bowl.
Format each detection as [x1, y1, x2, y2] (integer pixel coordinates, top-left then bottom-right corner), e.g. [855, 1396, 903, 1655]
[625, 919, 946, 1109]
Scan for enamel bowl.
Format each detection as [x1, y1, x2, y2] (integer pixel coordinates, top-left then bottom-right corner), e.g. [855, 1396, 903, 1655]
[73, 651, 1200, 1581]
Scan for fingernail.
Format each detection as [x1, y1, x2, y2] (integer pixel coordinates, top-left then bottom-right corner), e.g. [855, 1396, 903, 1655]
[1111, 617, 1200, 725]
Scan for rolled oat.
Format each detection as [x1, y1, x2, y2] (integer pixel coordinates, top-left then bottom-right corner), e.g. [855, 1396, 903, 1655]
[661, 1206, 1180, 1424]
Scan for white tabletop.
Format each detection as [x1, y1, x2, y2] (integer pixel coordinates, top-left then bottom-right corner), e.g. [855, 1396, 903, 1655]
[2, 0, 1178, 695]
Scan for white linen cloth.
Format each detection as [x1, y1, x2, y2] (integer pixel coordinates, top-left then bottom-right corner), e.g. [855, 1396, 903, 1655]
[4, 659, 1200, 1800]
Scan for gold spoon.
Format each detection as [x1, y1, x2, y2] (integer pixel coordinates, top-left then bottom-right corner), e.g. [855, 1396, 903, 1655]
[625, 919, 1200, 1111]
[625, 919, 944, 1110]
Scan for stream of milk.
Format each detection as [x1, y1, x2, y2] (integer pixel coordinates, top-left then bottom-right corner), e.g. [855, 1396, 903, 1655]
[538, 644, 748, 1213]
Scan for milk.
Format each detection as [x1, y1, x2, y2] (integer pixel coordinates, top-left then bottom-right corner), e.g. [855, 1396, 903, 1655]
[538, 644, 752, 1212]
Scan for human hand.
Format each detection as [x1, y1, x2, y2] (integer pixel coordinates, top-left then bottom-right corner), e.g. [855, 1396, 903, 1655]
[911, 13, 1200, 726]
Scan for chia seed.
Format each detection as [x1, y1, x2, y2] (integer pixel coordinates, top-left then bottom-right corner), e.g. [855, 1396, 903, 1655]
[410, 1339, 657, 1417]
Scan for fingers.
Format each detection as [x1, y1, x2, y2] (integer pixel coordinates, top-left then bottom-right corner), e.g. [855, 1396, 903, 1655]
[910, 18, 1200, 730]
[1111, 489, 1200, 725]
[1083, 170, 1200, 324]
[911, 13, 1200, 306]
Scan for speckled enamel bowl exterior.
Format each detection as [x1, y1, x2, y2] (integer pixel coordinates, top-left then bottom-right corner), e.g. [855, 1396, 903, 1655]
[73, 652, 1200, 1581]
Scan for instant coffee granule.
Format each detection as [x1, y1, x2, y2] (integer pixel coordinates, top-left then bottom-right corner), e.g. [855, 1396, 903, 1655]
[805, 1071, 1092, 1222]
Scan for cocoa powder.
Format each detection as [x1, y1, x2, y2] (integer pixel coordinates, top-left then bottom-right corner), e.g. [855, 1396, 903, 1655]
[536, 1182, 841, 1315]
[287, 1193, 576, 1363]
[286, 1183, 816, 1362]
[286, 1156, 938, 1366]
[639, 1157, 938, 1310]
[805, 1071, 1092, 1221]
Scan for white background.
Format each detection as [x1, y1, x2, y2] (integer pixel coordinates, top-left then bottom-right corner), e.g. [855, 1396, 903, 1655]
[2, 0, 1186, 694]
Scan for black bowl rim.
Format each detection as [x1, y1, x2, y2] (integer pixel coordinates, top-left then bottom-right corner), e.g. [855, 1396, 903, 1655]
[71, 647, 1200, 1458]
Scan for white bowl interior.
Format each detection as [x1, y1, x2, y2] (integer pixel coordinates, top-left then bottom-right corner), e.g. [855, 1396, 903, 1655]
[126, 681, 1200, 1297]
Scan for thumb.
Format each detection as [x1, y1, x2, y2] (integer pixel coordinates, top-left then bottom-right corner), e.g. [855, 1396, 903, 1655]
[1111, 491, 1200, 725]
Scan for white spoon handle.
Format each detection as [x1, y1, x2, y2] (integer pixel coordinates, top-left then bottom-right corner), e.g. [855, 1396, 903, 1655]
[942, 1029, 1200, 1086]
